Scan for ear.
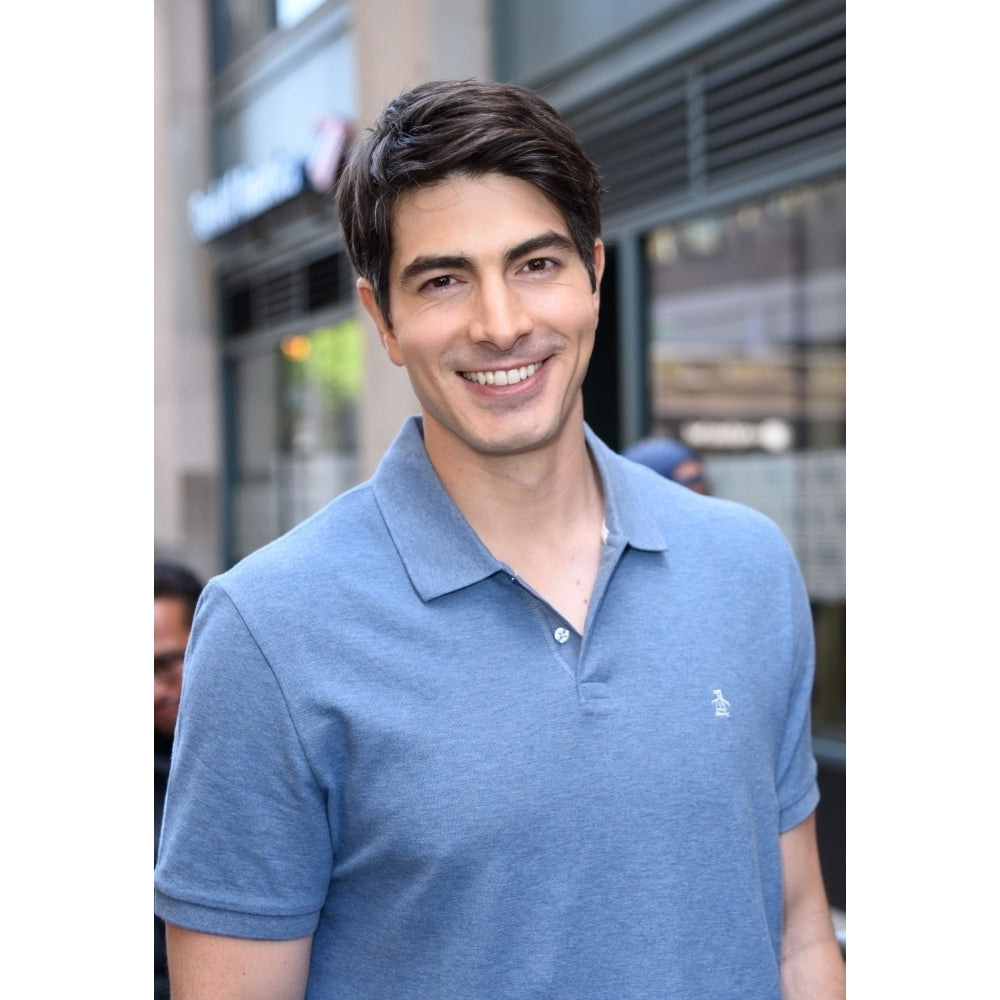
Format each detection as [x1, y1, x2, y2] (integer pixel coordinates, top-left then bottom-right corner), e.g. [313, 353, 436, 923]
[592, 239, 606, 308]
[357, 278, 405, 367]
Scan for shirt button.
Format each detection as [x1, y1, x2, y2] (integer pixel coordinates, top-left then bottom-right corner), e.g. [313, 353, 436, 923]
[554, 627, 570, 644]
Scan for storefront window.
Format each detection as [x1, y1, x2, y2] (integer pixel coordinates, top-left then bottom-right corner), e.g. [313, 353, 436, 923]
[276, 0, 324, 28]
[644, 176, 845, 739]
[211, 0, 277, 72]
[230, 317, 363, 561]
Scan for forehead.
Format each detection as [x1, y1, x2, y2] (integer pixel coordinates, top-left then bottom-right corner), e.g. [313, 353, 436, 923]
[390, 174, 570, 267]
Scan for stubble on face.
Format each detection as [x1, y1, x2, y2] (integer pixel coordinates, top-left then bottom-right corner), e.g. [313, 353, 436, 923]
[364, 173, 603, 466]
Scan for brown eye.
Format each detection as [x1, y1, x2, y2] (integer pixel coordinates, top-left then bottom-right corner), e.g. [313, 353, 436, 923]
[421, 275, 455, 292]
[522, 258, 557, 274]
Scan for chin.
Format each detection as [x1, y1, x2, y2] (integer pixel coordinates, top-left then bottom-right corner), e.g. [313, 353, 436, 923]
[468, 425, 557, 456]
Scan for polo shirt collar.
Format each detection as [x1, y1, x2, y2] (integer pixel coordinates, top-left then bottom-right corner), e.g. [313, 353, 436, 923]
[372, 417, 668, 602]
[584, 424, 670, 555]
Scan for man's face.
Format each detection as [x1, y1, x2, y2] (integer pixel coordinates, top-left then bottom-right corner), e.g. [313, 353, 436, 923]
[672, 458, 709, 495]
[154, 596, 191, 736]
[359, 173, 603, 463]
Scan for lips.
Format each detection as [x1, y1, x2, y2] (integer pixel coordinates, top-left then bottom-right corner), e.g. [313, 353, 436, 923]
[460, 362, 542, 386]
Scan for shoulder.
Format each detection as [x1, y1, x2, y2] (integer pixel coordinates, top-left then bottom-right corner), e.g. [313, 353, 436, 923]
[207, 479, 388, 619]
[603, 439, 793, 558]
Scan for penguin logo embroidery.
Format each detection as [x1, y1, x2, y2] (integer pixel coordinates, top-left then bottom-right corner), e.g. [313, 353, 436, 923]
[711, 689, 731, 718]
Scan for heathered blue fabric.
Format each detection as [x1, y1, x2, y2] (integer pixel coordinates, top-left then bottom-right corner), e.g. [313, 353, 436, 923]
[154, 416, 819, 999]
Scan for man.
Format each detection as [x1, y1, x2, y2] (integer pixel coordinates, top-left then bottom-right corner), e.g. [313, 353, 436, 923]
[155, 79, 845, 998]
[153, 559, 203, 1000]
[624, 436, 711, 494]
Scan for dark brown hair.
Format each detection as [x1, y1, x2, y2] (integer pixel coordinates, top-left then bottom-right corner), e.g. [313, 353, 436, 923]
[336, 79, 605, 324]
[154, 560, 203, 628]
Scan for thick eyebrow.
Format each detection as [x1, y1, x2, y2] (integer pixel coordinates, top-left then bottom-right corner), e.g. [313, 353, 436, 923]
[398, 253, 475, 288]
[397, 230, 579, 288]
[502, 231, 578, 269]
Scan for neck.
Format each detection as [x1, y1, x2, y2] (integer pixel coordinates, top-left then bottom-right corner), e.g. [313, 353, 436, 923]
[424, 414, 605, 633]
[428, 416, 598, 538]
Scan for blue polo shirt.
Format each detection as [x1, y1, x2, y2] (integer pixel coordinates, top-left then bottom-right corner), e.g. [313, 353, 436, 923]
[155, 416, 819, 999]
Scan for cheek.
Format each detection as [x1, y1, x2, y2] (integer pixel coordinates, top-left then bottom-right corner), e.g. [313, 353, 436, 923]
[389, 310, 457, 370]
[533, 288, 599, 333]
[572, 299, 600, 350]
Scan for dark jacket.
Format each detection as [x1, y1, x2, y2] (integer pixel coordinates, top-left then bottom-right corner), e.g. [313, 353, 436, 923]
[155, 732, 174, 1000]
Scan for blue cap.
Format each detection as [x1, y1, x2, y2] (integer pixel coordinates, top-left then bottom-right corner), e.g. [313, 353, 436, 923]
[623, 437, 706, 490]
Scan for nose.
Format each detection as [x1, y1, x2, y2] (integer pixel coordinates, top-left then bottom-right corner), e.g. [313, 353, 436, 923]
[468, 275, 532, 349]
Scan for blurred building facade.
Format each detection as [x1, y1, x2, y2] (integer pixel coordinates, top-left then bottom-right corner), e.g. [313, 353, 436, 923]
[155, 0, 844, 907]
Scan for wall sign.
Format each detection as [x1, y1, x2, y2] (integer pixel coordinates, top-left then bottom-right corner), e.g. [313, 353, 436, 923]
[188, 116, 352, 243]
[681, 417, 793, 453]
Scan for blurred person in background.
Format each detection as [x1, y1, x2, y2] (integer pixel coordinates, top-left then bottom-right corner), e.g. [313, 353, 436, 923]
[154, 559, 203, 1000]
[624, 435, 710, 494]
[155, 79, 844, 999]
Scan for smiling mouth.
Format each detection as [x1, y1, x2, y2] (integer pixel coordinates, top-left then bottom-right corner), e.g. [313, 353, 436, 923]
[460, 362, 542, 386]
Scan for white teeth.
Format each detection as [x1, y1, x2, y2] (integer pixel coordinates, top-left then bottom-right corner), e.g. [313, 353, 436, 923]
[463, 362, 540, 386]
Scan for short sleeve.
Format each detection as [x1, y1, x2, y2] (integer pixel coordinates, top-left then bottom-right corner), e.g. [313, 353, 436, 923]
[773, 543, 820, 833]
[154, 582, 333, 939]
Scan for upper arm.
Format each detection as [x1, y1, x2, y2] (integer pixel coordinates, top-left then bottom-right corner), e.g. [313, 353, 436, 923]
[780, 812, 829, 921]
[779, 813, 845, 998]
[165, 925, 313, 1000]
